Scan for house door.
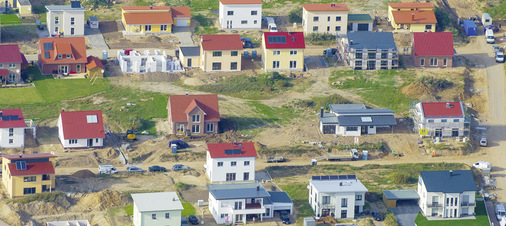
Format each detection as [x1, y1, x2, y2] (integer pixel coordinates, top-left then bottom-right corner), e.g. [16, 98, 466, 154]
[87, 139, 93, 147]
[323, 125, 336, 134]
[451, 129, 459, 137]
[59, 65, 68, 74]
[227, 20, 232, 29]
[434, 129, 442, 137]
[321, 209, 330, 217]
[361, 126, 368, 134]
[341, 210, 347, 218]
[187, 58, 192, 67]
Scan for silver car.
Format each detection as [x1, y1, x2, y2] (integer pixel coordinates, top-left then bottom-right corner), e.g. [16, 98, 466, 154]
[126, 166, 143, 172]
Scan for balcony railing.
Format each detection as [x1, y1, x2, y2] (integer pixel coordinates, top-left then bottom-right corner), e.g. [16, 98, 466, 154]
[461, 202, 476, 207]
[429, 203, 443, 207]
[245, 203, 262, 209]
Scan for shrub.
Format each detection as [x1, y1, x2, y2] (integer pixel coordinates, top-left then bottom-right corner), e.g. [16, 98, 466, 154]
[419, 76, 453, 90]
[305, 33, 336, 45]
[295, 94, 350, 111]
[174, 182, 189, 191]
[384, 211, 399, 226]
[193, 14, 210, 27]
[388, 172, 410, 184]
[289, 7, 302, 23]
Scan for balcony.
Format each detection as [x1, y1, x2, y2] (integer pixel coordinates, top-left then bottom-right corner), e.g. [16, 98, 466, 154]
[461, 202, 476, 207]
[428, 203, 443, 207]
[246, 203, 262, 209]
[228, 205, 265, 215]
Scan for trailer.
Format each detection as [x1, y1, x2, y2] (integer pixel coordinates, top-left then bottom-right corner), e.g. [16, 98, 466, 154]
[267, 156, 286, 163]
[463, 20, 477, 36]
[314, 149, 359, 162]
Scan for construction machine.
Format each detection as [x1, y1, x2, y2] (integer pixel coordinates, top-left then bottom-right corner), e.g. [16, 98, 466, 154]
[126, 121, 136, 141]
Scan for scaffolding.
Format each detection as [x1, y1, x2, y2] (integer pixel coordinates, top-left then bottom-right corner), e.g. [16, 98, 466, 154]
[409, 101, 470, 138]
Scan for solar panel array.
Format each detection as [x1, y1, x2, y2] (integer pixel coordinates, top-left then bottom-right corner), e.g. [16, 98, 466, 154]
[70, 1, 81, 8]
[268, 36, 287, 44]
[43, 43, 53, 50]
[16, 161, 27, 170]
[224, 149, 242, 155]
[1, 115, 19, 121]
[44, 51, 50, 59]
[312, 175, 356, 180]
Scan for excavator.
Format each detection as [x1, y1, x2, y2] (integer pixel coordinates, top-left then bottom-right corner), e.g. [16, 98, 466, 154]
[126, 121, 136, 141]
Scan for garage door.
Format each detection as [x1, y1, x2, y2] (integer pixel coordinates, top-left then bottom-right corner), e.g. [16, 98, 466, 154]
[357, 23, 369, 31]
[177, 19, 188, 27]
[273, 204, 292, 211]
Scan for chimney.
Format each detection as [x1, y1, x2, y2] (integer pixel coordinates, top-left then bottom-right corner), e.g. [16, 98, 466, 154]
[320, 107, 324, 118]
[446, 103, 453, 108]
[150, 5, 153, 9]
[19, 154, 22, 158]
[257, 185, 260, 191]
[233, 141, 237, 146]
[57, 34, 61, 38]
[61, 107, 65, 112]
[449, 170, 453, 176]
[339, 182, 342, 186]
[288, 30, 292, 35]
[185, 92, 188, 96]
[350, 40, 354, 45]
[411, 13, 415, 21]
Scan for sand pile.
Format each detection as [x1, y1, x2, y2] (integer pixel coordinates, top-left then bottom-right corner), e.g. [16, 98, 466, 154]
[72, 170, 96, 179]
[184, 77, 205, 86]
[402, 82, 432, 97]
[77, 190, 130, 211]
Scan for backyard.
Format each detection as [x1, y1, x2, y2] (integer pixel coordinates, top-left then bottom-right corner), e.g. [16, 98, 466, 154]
[414, 201, 488, 226]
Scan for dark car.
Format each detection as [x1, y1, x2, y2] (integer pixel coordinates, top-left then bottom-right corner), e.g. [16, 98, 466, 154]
[241, 37, 254, 48]
[181, 217, 189, 226]
[371, 211, 382, 221]
[485, 25, 499, 32]
[323, 48, 337, 55]
[280, 211, 291, 224]
[172, 164, 190, 171]
[188, 215, 199, 225]
[148, 165, 166, 172]
[168, 140, 189, 149]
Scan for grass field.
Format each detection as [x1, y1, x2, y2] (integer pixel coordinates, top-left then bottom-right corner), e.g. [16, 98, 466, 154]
[0, 14, 21, 25]
[0, 87, 44, 104]
[181, 202, 196, 217]
[123, 204, 133, 216]
[414, 201, 488, 226]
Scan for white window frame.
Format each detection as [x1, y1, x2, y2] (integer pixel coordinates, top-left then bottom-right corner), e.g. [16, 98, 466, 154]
[290, 50, 297, 55]
[289, 60, 297, 68]
[161, 24, 168, 31]
[8, 63, 15, 68]
[71, 17, 75, 25]
[273, 50, 280, 55]
[145, 25, 152, 31]
[76, 64, 81, 73]
[273, 61, 280, 68]
[430, 58, 438, 66]
[192, 125, 200, 133]
[207, 123, 214, 132]
[54, 16, 59, 24]
[192, 114, 200, 123]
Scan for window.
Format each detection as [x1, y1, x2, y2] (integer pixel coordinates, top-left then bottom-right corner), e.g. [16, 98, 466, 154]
[226, 173, 236, 181]
[96, 138, 99, 143]
[76, 64, 81, 73]
[192, 114, 200, 122]
[368, 52, 376, 59]
[217, 162, 223, 167]
[220, 214, 228, 219]
[244, 161, 250, 166]
[207, 123, 214, 132]
[145, 25, 151, 31]
[327, 26, 330, 32]
[161, 25, 168, 31]
[430, 58, 438, 66]
[192, 125, 200, 133]
[341, 198, 348, 207]
[425, 24, 432, 30]
[313, 16, 319, 22]
[244, 172, 249, 180]
[212, 62, 221, 70]
[55, 17, 59, 24]
[66, 54, 71, 59]
[231, 161, 237, 166]
[428, 119, 434, 123]
[177, 124, 184, 131]
[273, 50, 280, 55]
[327, 16, 331, 21]
[24, 176, 36, 182]
[227, 11, 233, 15]
[152, 214, 156, 219]
[355, 60, 362, 66]
[251, 10, 257, 15]
[58, 54, 62, 59]
[443, 58, 447, 66]
[356, 195, 362, 200]
[9, 128, 13, 136]
[230, 62, 237, 70]
[71, 17, 75, 25]
[8, 63, 15, 68]
[421, 58, 425, 66]
[453, 119, 459, 122]
[69, 139, 78, 144]
[322, 196, 330, 204]
[7, 139, 12, 144]
[312, 26, 318, 31]
[346, 126, 358, 131]
[254, 20, 257, 24]
[213, 51, 222, 57]
[441, 119, 447, 122]
[355, 53, 363, 59]
[335, 26, 341, 31]
[234, 201, 242, 210]
[0, 64, 3, 68]
[23, 187, 36, 195]
[272, 61, 280, 68]
[381, 52, 388, 59]
[336, 16, 342, 21]
[165, 213, 170, 219]
[289, 60, 297, 68]
[241, 20, 247, 24]
[231, 51, 238, 56]
[290, 50, 297, 55]
[42, 174, 50, 180]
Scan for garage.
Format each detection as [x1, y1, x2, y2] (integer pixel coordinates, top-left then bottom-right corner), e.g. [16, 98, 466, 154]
[264, 191, 294, 218]
[382, 189, 419, 208]
[357, 23, 370, 31]
[347, 14, 373, 32]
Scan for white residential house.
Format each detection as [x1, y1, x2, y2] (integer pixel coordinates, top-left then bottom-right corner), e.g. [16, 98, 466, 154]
[207, 182, 293, 224]
[218, 0, 262, 30]
[117, 49, 183, 73]
[302, 3, 350, 35]
[308, 175, 368, 219]
[411, 101, 469, 138]
[132, 192, 184, 226]
[57, 110, 105, 149]
[46, 1, 85, 36]
[418, 170, 478, 218]
[205, 142, 256, 183]
[0, 109, 35, 149]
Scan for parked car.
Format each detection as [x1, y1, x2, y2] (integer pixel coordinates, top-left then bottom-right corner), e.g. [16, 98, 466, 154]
[168, 140, 189, 149]
[485, 25, 499, 32]
[280, 211, 291, 224]
[323, 48, 337, 56]
[241, 37, 254, 48]
[181, 217, 189, 226]
[126, 166, 143, 172]
[473, 160, 491, 169]
[496, 51, 505, 63]
[493, 45, 500, 53]
[371, 211, 382, 221]
[188, 215, 199, 225]
[172, 164, 190, 171]
[148, 165, 166, 172]
[480, 137, 488, 146]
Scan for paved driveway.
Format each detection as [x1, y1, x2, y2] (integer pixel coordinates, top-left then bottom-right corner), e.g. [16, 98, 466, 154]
[173, 26, 194, 45]
[389, 200, 420, 226]
[85, 26, 109, 50]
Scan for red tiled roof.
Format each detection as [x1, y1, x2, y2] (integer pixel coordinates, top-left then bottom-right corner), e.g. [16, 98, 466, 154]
[0, 69, 7, 76]
[302, 4, 349, 11]
[0, 109, 26, 128]
[207, 142, 257, 158]
[263, 32, 305, 49]
[86, 56, 105, 70]
[121, 6, 170, 10]
[219, 0, 262, 4]
[184, 99, 201, 115]
[168, 94, 220, 122]
[200, 34, 243, 51]
[2, 153, 57, 160]
[123, 12, 173, 25]
[421, 102, 463, 118]
[0, 44, 23, 63]
[8, 162, 55, 176]
[60, 110, 106, 139]
[38, 37, 87, 65]
[388, 3, 434, 8]
[392, 10, 437, 24]
[171, 6, 191, 18]
[413, 32, 454, 56]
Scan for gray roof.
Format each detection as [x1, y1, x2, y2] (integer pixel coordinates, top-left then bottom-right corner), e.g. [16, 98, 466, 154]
[329, 104, 366, 112]
[337, 115, 397, 126]
[207, 182, 271, 200]
[180, 46, 201, 57]
[88, 16, 98, 21]
[318, 113, 339, 124]
[309, 178, 368, 193]
[18, 0, 30, 5]
[383, 190, 419, 200]
[46, 220, 90, 226]
[263, 197, 273, 205]
[332, 109, 395, 115]
[131, 192, 184, 212]
[347, 32, 397, 50]
[420, 170, 478, 193]
[267, 191, 293, 204]
[348, 14, 373, 22]
[45, 5, 85, 11]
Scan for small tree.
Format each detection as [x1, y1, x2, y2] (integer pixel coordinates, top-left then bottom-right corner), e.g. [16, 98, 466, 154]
[289, 7, 302, 23]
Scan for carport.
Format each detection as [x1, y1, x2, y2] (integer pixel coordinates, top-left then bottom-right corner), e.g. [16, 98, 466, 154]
[382, 190, 419, 208]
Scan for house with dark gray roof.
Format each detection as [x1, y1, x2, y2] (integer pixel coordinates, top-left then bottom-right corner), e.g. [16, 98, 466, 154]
[417, 170, 478, 219]
[179, 46, 201, 68]
[207, 182, 293, 224]
[317, 104, 396, 136]
[337, 31, 398, 70]
[347, 14, 373, 32]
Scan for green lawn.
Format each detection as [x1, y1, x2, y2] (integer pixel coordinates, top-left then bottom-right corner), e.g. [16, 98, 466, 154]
[34, 79, 109, 103]
[278, 183, 314, 225]
[414, 201, 488, 226]
[0, 14, 21, 25]
[123, 204, 133, 216]
[0, 87, 43, 104]
[181, 203, 196, 217]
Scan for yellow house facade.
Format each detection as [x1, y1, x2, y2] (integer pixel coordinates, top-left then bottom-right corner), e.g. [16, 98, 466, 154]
[388, 3, 436, 32]
[387, 2, 434, 22]
[7, 0, 32, 16]
[200, 34, 243, 72]
[2, 153, 56, 198]
[121, 6, 174, 34]
[262, 32, 305, 72]
[179, 46, 201, 68]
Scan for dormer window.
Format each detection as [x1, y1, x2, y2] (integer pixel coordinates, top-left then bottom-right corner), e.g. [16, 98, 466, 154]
[192, 114, 200, 123]
[86, 115, 98, 123]
[66, 54, 71, 59]
[58, 54, 62, 59]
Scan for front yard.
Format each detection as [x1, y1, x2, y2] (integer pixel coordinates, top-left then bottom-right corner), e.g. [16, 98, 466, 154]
[414, 200, 488, 226]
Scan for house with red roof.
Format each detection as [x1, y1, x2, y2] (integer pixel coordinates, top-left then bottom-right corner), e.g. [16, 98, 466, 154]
[167, 94, 220, 135]
[1, 153, 57, 198]
[387, 3, 436, 32]
[218, 0, 262, 30]
[262, 32, 305, 72]
[412, 32, 454, 68]
[205, 142, 257, 183]
[0, 44, 26, 84]
[411, 101, 468, 138]
[302, 3, 350, 35]
[38, 37, 87, 75]
[121, 6, 191, 34]
[57, 109, 105, 149]
[0, 109, 35, 148]
[200, 34, 243, 72]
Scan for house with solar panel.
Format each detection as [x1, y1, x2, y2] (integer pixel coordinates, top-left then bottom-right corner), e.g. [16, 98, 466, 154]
[1, 153, 57, 198]
[411, 101, 469, 138]
[205, 142, 257, 183]
[46, 1, 85, 36]
[308, 175, 368, 219]
[57, 109, 105, 149]
[262, 32, 305, 72]
[317, 104, 397, 136]
[0, 109, 35, 149]
[38, 37, 87, 75]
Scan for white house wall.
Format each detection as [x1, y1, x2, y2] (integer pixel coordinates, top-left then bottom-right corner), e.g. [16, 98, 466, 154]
[219, 3, 262, 29]
[117, 50, 183, 73]
[0, 127, 24, 148]
[47, 9, 85, 36]
[209, 195, 266, 224]
[206, 152, 256, 183]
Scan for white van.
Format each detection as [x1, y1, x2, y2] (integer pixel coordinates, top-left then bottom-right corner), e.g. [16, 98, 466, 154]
[486, 29, 495, 44]
[497, 203, 506, 221]
[268, 23, 278, 32]
[98, 164, 118, 174]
